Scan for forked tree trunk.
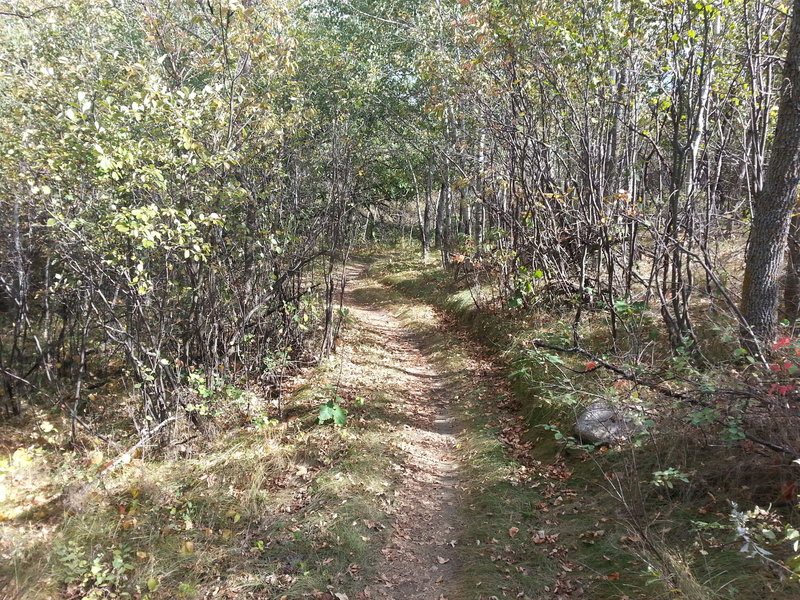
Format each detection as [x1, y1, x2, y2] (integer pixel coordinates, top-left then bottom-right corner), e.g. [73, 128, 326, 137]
[741, 0, 800, 350]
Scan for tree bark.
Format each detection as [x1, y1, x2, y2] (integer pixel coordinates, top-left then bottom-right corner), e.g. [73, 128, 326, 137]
[784, 212, 800, 319]
[741, 0, 800, 349]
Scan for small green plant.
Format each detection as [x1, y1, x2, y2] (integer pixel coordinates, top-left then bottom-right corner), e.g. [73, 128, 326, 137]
[177, 582, 197, 598]
[651, 468, 690, 489]
[253, 413, 279, 429]
[318, 398, 347, 426]
[537, 423, 599, 452]
[731, 502, 800, 579]
[336, 307, 354, 325]
[56, 541, 134, 598]
[508, 265, 544, 308]
[263, 347, 292, 372]
[723, 414, 746, 442]
[185, 371, 220, 416]
[612, 297, 649, 317]
[187, 371, 214, 398]
[688, 406, 718, 426]
[169, 500, 197, 527]
[537, 423, 564, 441]
[316, 385, 349, 426]
[670, 339, 702, 375]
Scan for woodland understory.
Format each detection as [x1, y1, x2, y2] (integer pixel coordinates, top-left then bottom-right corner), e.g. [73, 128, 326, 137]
[2, 0, 800, 599]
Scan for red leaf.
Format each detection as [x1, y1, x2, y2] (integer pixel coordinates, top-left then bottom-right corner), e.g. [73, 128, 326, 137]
[773, 336, 793, 351]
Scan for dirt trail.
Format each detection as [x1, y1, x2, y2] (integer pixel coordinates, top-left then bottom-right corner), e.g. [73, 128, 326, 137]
[339, 266, 462, 599]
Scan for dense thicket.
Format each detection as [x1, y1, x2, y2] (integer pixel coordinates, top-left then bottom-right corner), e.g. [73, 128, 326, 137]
[2, 1, 799, 449]
[0, 0, 405, 434]
[408, 0, 797, 353]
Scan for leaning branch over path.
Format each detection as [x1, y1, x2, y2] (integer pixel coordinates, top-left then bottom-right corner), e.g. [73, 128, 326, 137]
[532, 340, 690, 400]
[531, 340, 800, 458]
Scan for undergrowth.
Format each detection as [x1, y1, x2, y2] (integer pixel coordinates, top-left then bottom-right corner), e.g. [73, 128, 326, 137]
[1, 310, 401, 599]
[379, 262, 654, 599]
[375, 248, 800, 599]
[3, 251, 798, 599]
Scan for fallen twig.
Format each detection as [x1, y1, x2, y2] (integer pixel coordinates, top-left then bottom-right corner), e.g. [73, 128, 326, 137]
[98, 416, 176, 476]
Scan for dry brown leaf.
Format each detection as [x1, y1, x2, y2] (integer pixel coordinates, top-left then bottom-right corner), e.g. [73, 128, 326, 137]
[619, 535, 642, 544]
[363, 519, 384, 530]
[508, 526, 520, 538]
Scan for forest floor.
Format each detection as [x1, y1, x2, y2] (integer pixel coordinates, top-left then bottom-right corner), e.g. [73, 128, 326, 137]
[320, 261, 645, 600]
[5, 259, 618, 600]
[3, 255, 793, 600]
[337, 254, 797, 600]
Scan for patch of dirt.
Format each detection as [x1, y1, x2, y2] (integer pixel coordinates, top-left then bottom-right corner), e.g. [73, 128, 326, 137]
[339, 266, 462, 600]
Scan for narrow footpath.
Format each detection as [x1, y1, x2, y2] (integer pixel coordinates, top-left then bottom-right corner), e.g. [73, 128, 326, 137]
[336, 266, 464, 599]
[315, 263, 608, 600]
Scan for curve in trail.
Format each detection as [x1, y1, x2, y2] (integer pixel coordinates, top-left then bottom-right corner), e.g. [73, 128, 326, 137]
[339, 266, 463, 600]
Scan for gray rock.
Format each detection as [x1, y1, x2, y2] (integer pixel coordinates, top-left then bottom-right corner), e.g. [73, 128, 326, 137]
[575, 401, 640, 444]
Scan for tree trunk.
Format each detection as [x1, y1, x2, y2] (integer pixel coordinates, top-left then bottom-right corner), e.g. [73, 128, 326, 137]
[741, 0, 800, 350]
[434, 182, 446, 249]
[784, 212, 800, 319]
[423, 178, 432, 258]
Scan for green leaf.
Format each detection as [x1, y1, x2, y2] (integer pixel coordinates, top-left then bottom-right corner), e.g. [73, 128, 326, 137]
[318, 400, 335, 424]
[332, 405, 348, 426]
[318, 399, 347, 426]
